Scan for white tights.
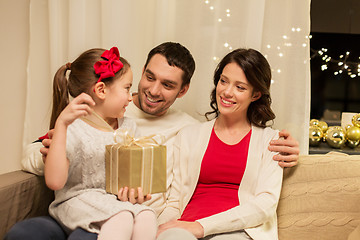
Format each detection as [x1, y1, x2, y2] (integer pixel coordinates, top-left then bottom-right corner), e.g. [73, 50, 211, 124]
[98, 210, 157, 240]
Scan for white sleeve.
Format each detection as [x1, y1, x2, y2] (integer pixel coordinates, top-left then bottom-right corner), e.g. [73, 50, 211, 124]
[157, 134, 182, 225]
[21, 142, 45, 176]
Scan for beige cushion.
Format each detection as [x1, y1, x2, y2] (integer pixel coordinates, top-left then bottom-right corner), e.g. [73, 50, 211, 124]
[277, 152, 360, 240]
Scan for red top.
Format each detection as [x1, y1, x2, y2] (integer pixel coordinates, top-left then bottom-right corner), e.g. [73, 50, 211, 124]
[179, 128, 251, 221]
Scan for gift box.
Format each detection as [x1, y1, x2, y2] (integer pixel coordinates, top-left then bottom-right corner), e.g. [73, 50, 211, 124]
[105, 143, 166, 197]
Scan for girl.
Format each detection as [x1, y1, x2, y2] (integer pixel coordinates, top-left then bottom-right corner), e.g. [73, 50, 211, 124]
[45, 47, 157, 240]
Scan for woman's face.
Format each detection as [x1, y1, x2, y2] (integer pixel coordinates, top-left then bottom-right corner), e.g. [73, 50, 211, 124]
[216, 62, 260, 119]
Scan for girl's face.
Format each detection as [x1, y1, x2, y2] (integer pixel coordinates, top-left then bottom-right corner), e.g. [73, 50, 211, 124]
[103, 68, 133, 120]
[216, 62, 260, 119]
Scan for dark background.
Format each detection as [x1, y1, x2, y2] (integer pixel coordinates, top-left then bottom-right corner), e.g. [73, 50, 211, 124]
[310, 0, 360, 119]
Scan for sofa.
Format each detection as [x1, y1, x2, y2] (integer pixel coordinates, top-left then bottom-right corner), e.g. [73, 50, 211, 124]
[1, 151, 360, 240]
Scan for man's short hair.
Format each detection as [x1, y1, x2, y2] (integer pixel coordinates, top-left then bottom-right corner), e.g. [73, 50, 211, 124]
[144, 42, 195, 87]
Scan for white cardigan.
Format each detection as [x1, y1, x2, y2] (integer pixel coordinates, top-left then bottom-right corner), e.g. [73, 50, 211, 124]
[158, 119, 283, 240]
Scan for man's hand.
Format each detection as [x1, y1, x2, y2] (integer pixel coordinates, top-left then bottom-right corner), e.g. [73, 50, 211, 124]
[269, 129, 300, 168]
[117, 187, 152, 204]
[157, 220, 204, 238]
[40, 129, 54, 163]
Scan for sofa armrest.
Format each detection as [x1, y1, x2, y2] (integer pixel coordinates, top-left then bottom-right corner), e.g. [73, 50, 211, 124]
[0, 170, 54, 238]
[277, 152, 360, 240]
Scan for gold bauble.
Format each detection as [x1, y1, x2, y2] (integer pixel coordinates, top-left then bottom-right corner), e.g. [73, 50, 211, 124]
[346, 126, 360, 141]
[310, 119, 320, 126]
[345, 124, 353, 131]
[317, 121, 328, 133]
[347, 139, 360, 148]
[326, 126, 346, 148]
[309, 125, 323, 146]
[352, 113, 360, 128]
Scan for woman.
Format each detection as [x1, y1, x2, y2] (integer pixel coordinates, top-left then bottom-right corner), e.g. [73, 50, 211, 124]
[157, 48, 283, 240]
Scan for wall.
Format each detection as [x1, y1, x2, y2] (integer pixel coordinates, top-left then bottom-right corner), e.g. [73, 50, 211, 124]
[0, 0, 29, 174]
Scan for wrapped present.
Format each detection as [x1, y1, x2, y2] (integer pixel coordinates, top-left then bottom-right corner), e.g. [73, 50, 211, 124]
[81, 110, 166, 197]
[105, 135, 167, 197]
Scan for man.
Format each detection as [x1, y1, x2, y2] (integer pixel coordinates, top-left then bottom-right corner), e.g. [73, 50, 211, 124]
[5, 42, 299, 240]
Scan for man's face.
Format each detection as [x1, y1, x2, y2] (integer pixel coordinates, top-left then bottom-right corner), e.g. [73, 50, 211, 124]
[134, 54, 189, 116]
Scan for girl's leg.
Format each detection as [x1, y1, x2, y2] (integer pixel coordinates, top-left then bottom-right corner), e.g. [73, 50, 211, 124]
[98, 211, 133, 240]
[132, 210, 157, 240]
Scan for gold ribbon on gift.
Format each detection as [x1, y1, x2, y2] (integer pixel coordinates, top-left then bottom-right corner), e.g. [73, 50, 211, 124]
[82, 110, 166, 196]
[111, 129, 164, 196]
[81, 109, 164, 145]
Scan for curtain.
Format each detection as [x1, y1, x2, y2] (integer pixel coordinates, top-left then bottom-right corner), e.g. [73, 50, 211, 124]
[23, 0, 311, 157]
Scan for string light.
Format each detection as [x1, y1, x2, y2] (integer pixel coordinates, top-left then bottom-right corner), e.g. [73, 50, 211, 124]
[311, 47, 360, 78]
[203, 0, 234, 61]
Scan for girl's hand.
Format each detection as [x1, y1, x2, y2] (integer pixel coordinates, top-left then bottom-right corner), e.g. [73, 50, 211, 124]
[157, 220, 204, 238]
[117, 187, 152, 204]
[56, 93, 95, 127]
[268, 129, 300, 168]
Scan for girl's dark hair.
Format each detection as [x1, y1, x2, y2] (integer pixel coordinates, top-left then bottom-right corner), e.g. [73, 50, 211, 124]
[205, 48, 275, 128]
[50, 48, 130, 129]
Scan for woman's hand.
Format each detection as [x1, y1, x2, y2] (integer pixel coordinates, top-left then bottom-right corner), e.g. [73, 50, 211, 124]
[56, 93, 95, 128]
[117, 187, 152, 204]
[157, 220, 204, 238]
[268, 129, 300, 168]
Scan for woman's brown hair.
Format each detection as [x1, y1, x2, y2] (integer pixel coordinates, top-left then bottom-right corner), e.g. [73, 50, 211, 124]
[205, 48, 275, 128]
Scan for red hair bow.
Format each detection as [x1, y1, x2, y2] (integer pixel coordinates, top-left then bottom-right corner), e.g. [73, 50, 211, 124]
[94, 47, 124, 83]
